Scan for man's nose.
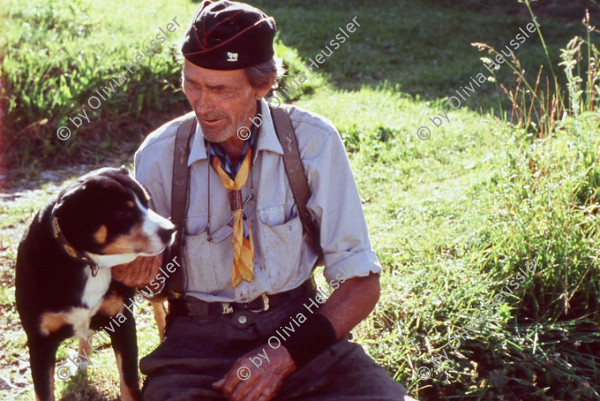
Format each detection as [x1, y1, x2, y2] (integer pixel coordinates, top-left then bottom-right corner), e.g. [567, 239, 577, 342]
[194, 90, 216, 114]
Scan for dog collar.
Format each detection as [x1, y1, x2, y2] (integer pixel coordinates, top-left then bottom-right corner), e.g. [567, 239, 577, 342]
[51, 216, 100, 277]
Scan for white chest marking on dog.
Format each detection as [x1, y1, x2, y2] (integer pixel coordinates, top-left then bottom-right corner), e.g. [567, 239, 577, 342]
[39, 269, 111, 338]
[57, 268, 112, 339]
[66, 307, 100, 339]
[82, 267, 112, 308]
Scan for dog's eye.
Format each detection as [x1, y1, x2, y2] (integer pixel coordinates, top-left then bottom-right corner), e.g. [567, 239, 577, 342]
[116, 209, 133, 218]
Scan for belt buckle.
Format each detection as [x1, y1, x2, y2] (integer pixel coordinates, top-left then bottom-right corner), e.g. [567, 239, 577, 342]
[221, 302, 233, 315]
[250, 293, 269, 313]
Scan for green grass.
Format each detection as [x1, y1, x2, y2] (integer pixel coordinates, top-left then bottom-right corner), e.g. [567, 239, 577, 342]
[1, 0, 600, 400]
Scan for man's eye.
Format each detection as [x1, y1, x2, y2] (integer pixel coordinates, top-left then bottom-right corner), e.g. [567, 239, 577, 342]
[211, 87, 236, 95]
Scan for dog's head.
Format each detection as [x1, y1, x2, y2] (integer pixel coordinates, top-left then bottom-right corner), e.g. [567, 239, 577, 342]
[52, 167, 175, 265]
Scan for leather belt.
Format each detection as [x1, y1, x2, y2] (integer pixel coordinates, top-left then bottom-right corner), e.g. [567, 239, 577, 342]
[169, 277, 316, 317]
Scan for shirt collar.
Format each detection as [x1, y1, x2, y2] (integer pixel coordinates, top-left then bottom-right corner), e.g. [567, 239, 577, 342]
[187, 99, 284, 167]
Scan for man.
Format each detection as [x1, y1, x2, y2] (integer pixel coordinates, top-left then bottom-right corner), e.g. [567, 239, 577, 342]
[113, 1, 414, 400]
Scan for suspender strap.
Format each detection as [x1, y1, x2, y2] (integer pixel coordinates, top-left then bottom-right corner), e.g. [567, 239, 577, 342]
[270, 106, 324, 266]
[167, 112, 197, 295]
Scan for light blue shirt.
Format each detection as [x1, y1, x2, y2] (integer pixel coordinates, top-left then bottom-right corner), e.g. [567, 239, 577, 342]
[134, 99, 381, 302]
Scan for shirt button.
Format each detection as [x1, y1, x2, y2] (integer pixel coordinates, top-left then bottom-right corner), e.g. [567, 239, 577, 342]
[288, 224, 293, 231]
[238, 315, 247, 324]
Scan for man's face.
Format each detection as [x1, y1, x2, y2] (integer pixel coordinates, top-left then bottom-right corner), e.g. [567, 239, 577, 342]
[182, 60, 259, 143]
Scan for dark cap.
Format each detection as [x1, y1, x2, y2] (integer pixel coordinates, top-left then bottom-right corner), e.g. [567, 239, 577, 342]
[181, 0, 276, 70]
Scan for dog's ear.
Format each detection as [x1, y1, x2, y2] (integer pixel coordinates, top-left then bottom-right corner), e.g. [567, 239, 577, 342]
[53, 183, 88, 217]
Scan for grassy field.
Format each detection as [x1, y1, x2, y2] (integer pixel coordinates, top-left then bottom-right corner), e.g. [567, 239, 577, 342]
[1, 0, 600, 400]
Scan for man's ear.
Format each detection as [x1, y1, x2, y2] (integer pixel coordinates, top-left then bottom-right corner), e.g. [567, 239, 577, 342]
[181, 68, 187, 94]
[256, 78, 276, 99]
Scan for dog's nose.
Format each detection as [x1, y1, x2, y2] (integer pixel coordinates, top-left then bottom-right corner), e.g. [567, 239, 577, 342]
[158, 227, 175, 243]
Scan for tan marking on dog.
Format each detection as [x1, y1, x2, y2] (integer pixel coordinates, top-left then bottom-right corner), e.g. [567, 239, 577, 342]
[127, 200, 135, 208]
[94, 225, 108, 244]
[40, 303, 104, 336]
[102, 224, 153, 254]
[101, 236, 135, 254]
[99, 294, 125, 316]
[151, 300, 167, 341]
[78, 337, 93, 358]
[40, 312, 69, 336]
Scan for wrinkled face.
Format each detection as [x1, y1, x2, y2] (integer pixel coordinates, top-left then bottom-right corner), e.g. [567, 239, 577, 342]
[55, 168, 175, 258]
[182, 60, 268, 143]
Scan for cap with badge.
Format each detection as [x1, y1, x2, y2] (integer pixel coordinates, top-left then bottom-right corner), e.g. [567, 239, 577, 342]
[181, 0, 277, 70]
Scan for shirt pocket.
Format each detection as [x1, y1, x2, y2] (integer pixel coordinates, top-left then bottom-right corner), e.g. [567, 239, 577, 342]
[185, 213, 208, 236]
[183, 230, 222, 292]
[258, 205, 303, 290]
[183, 197, 258, 293]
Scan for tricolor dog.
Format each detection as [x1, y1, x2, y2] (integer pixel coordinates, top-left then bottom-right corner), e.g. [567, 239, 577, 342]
[15, 167, 175, 401]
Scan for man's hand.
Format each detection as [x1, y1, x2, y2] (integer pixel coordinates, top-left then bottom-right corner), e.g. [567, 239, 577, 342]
[213, 345, 296, 401]
[111, 254, 163, 287]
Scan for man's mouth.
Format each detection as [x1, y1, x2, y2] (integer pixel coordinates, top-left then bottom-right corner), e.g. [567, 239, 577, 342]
[201, 117, 226, 127]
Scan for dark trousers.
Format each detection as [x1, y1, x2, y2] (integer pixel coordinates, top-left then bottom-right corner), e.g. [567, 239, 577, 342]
[140, 295, 409, 400]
